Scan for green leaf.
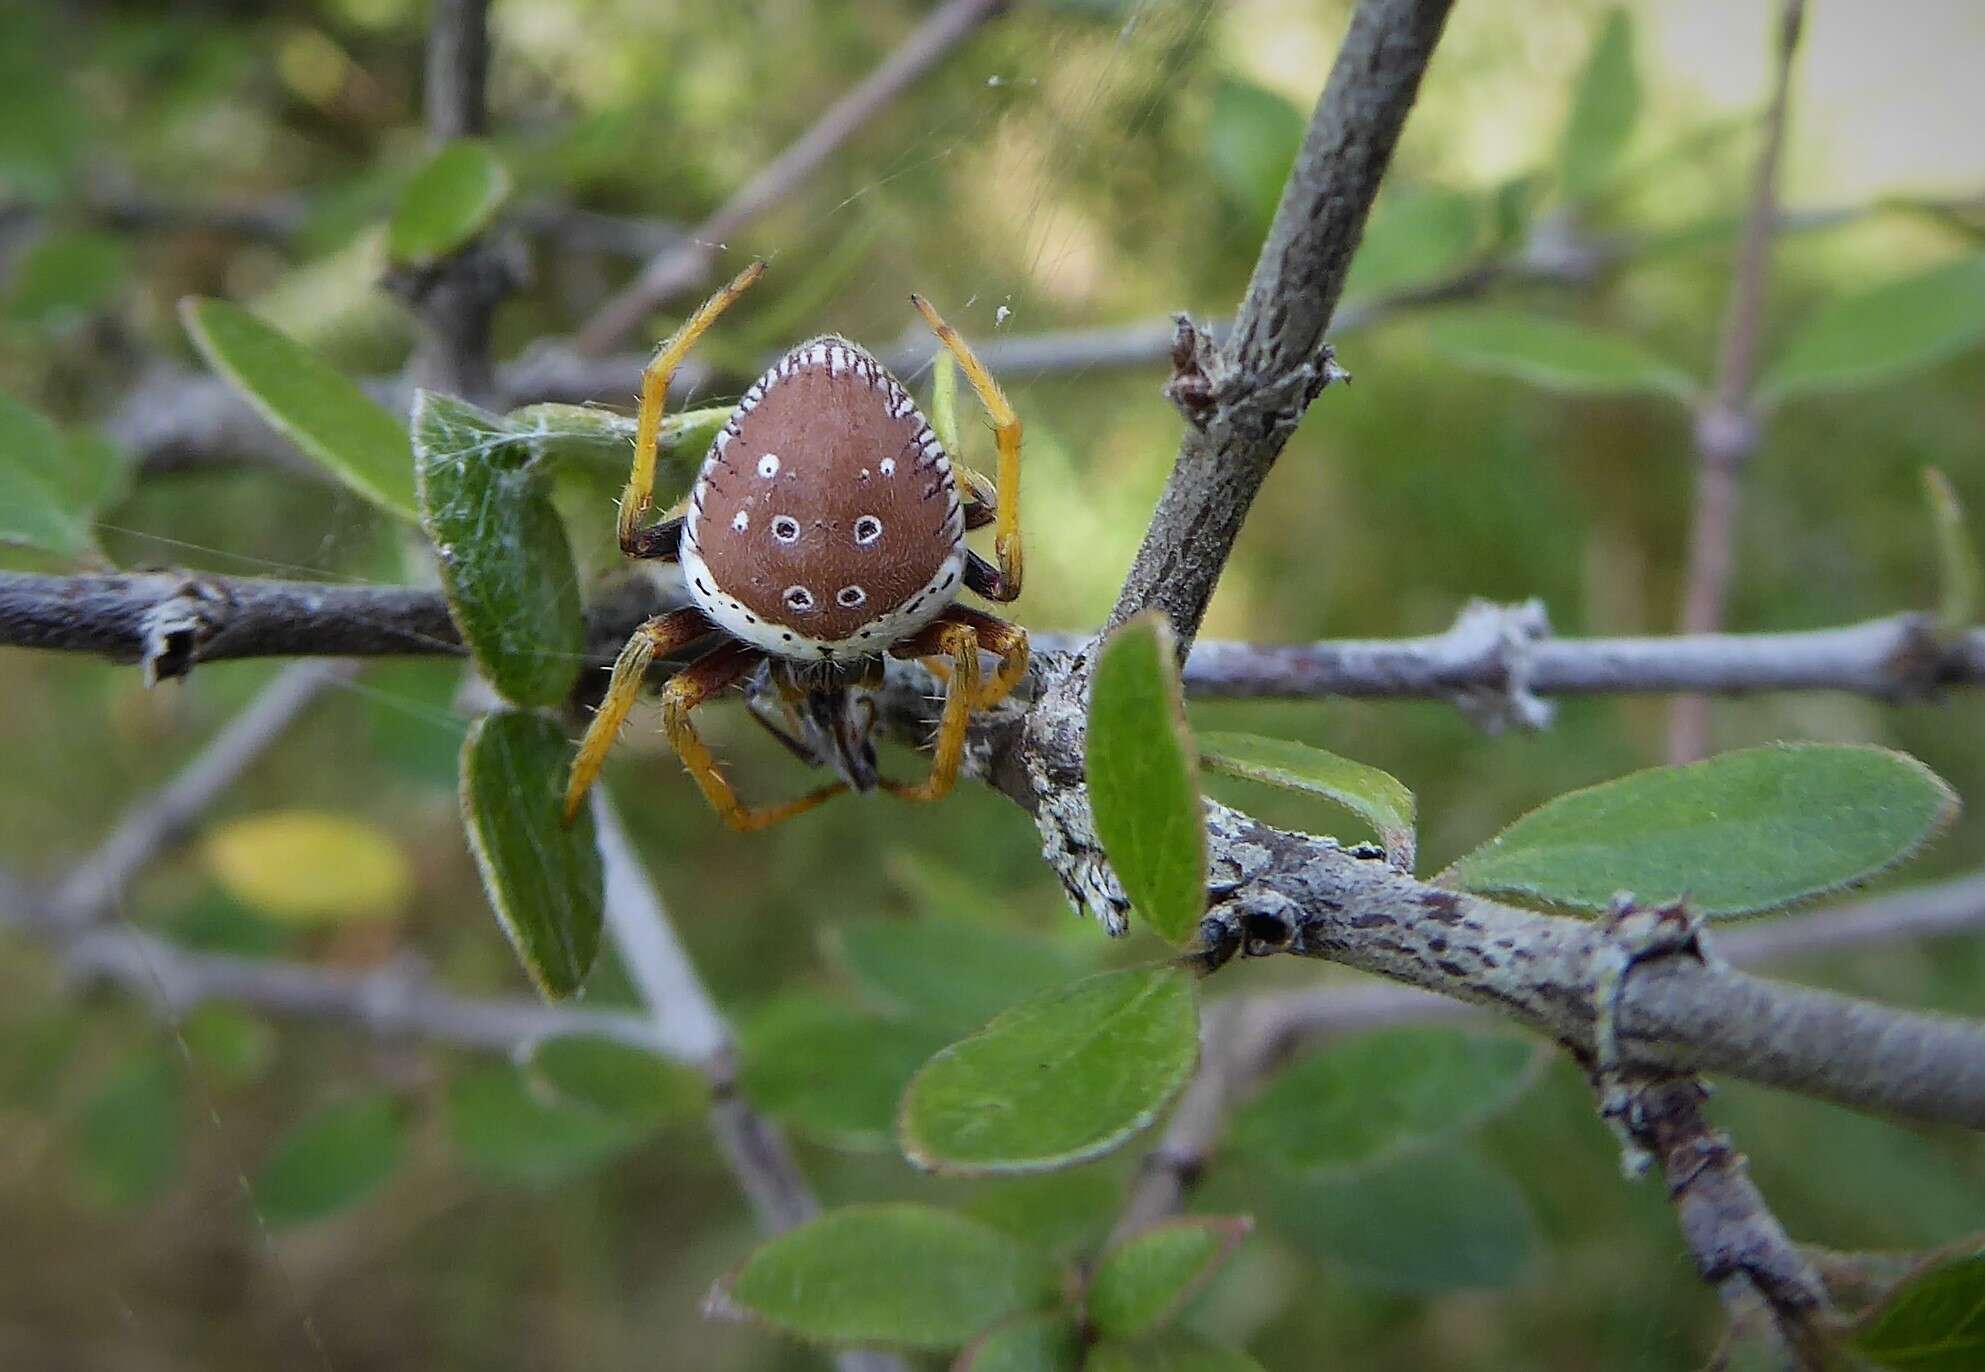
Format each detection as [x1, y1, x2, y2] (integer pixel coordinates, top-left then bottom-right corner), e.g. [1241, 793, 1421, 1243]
[255, 1095, 405, 1228]
[1760, 256, 1985, 404]
[1208, 77, 1305, 229]
[509, 402, 729, 487]
[1426, 309, 1697, 402]
[714, 1203, 1058, 1351]
[0, 392, 95, 557]
[899, 966, 1199, 1176]
[416, 391, 586, 706]
[1198, 731, 1417, 871]
[179, 297, 416, 520]
[1443, 744, 1959, 918]
[446, 1065, 647, 1187]
[1270, 1144, 1539, 1293]
[931, 351, 963, 458]
[75, 1051, 183, 1209]
[7, 229, 131, 325]
[1087, 1216, 1253, 1338]
[459, 712, 604, 999]
[523, 1035, 706, 1124]
[1230, 1028, 1536, 1174]
[1924, 469, 1980, 637]
[955, 1313, 1084, 1372]
[1852, 1245, 1985, 1370]
[826, 917, 1085, 1034]
[1087, 1332, 1267, 1372]
[181, 1005, 278, 1088]
[740, 995, 949, 1151]
[1088, 612, 1206, 944]
[1343, 187, 1486, 301]
[1558, 9, 1640, 203]
[388, 139, 511, 265]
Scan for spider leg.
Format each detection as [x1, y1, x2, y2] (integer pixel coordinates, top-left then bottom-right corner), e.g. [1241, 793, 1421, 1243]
[938, 604, 1029, 709]
[619, 259, 767, 558]
[912, 294, 1023, 601]
[661, 641, 846, 832]
[563, 608, 712, 825]
[882, 617, 981, 805]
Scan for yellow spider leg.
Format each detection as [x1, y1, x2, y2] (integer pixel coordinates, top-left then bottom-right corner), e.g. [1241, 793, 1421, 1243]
[885, 622, 982, 805]
[912, 294, 1023, 600]
[619, 259, 767, 554]
[563, 608, 711, 825]
[661, 642, 846, 832]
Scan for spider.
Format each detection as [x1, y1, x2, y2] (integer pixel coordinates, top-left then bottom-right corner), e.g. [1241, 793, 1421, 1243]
[560, 260, 1029, 831]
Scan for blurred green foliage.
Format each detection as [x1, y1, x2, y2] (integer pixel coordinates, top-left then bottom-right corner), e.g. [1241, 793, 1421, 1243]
[2, 0, 1984, 1368]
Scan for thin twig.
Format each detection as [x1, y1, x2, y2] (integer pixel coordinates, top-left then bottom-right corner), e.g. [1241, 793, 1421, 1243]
[573, 0, 1007, 356]
[10, 573, 1980, 708]
[43, 661, 353, 927]
[1668, 0, 1807, 763]
[1107, 0, 1456, 650]
[592, 795, 907, 1372]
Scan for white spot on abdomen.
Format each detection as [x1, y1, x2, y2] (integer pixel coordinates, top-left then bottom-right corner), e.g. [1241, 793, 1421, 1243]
[758, 453, 781, 478]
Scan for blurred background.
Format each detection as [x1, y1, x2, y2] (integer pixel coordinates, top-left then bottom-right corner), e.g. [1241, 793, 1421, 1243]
[2, 0, 1983, 1367]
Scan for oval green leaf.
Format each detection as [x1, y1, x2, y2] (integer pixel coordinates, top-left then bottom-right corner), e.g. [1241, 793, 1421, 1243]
[1852, 1245, 1985, 1370]
[0, 392, 101, 557]
[1229, 1028, 1536, 1175]
[459, 711, 604, 1000]
[180, 297, 416, 520]
[446, 1064, 647, 1187]
[713, 1203, 1058, 1351]
[1198, 731, 1417, 871]
[1344, 187, 1487, 301]
[1558, 8, 1640, 203]
[740, 994, 949, 1151]
[255, 1094, 404, 1228]
[1442, 744, 1959, 918]
[1925, 468, 1980, 638]
[388, 139, 511, 265]
[955, 1312, 1083, 1372]
[899, 965, 1199, 1176]
[1088, 612, 1206, 944]
[523, 1035, 706, 1124]
[416, 390, 585, 706]
[1270, 1144, 1538, 1293]
[1087, 1216, 1252, 1339]
[826, 917, 1086, 1034]
[1207, 77, 1305, 229]
[1087, 1332, 1267, 1372]
[1760, 256, 1985, 404]
[1426, 308, 1697, 402]
[75, 1050, 183, 1209]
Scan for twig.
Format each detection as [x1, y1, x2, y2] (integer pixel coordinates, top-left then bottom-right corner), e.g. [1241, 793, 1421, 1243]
[1107, 0, 1456, 650]
[572, 0, 1007, 356]
[592, 796, 907, 1372]
[1668, 0, 1807, 763]
[395, 0, 513, 404]
[11, 573, 1980, 708]
[1617, 1074, 1833, 1365]
[1114, 868, 1985, 1233]
[43, 661, 353, 927]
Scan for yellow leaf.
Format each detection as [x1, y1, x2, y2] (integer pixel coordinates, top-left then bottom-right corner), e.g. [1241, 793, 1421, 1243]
[202, 811, 413, 924]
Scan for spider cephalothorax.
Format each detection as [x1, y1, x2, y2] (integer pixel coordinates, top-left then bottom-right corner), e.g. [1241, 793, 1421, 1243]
[560, 261, 1029, 831]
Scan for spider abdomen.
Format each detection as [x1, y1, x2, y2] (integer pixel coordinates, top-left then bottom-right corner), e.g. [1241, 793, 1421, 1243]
[680, 337, 966, 661]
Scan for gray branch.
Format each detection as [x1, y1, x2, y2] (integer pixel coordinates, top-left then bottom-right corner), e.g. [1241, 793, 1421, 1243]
[1669, 0, 1806, 762]
[1108, 0, 1455, 647]
[572, 0, 1008, 356]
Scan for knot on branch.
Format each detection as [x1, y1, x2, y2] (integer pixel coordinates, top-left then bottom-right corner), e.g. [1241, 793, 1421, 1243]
[139, 577, 232, 685]
[1694, 403, 1760, 474]
[1162, 313, 1347, 446]
[1881, 611, 1958, 704]
[1443, 598, 1554, 732]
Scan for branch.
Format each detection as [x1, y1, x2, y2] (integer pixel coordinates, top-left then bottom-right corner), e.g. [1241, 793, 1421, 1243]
[10, 573, 1981, 708]
[572, 0, 1008, 356]
[43, 661, 353, 926]
[1108, 0, 1454, 648]
[1669, 0, 1806, 763]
